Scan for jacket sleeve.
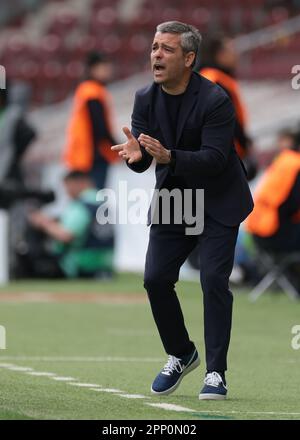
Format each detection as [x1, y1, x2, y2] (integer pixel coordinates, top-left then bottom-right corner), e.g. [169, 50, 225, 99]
[126, 91, 153, 173]
[171, 91, 235, 177]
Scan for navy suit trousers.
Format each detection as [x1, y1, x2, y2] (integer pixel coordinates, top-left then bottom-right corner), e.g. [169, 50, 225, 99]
[144, 214, 239, 372]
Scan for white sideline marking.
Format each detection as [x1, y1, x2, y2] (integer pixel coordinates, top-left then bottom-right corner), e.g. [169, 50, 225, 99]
[51, 376, 76, 382]
[2, 362, 300, 418]
[0, 356, 164, 363]
[68, 382, 102, 388]
[90, 388, 123, 393]
[147, 403, 194, 413]
[6, 366, 34, 372]
[26, 372, 56, 377]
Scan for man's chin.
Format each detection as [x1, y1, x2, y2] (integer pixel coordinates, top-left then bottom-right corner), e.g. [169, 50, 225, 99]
[153, 71, 167, 84]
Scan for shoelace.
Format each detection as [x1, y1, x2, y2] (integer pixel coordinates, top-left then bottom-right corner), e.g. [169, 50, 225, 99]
[161, 355, 184, 376]
[204, 372, 223, 387]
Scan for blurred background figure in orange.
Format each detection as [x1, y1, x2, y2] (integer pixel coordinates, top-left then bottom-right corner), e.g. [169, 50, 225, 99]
[63, 51, 119, 190]
[232, 127, 300, 289]
[199, 34, 258, 181]
[246, 127, 300, 254]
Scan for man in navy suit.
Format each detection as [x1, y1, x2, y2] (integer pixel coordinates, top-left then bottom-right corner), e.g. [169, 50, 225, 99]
[112, 21, 253, 400]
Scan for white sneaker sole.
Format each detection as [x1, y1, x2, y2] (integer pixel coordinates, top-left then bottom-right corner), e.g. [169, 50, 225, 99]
[199, 393, 227, 400]
[151, 356, 200, 396]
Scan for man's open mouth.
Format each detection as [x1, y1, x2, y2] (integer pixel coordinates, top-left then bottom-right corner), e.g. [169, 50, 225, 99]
[153, 64, 166, 72]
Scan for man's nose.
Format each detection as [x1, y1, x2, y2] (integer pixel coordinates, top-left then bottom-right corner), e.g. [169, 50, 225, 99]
[153, 47, 163, 58]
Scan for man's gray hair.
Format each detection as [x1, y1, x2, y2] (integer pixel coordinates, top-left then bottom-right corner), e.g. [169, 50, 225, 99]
[156, 21, 202, 69]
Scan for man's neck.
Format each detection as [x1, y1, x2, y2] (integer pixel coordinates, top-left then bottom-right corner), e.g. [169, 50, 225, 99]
[162, 71, 192, 95]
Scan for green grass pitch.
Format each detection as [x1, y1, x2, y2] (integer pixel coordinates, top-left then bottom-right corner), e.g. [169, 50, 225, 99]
[0, 273, 300, 420]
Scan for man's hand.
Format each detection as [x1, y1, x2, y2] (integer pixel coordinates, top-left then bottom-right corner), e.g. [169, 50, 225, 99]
[111, 127, 142, 164]
[138, 134, 171, 164]
[28, 211, 51, 229]
[28, 211, 73, 243]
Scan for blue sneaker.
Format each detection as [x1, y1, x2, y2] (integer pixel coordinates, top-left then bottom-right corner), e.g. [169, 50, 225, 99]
[151, 347, 200, 395]
[199, 371, 227, 400]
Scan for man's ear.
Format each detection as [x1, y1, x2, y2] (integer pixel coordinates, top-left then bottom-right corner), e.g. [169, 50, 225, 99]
[185, 52, 196, 68]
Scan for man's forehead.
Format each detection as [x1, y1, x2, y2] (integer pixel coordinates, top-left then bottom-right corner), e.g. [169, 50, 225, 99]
[152, 32, 181, 46]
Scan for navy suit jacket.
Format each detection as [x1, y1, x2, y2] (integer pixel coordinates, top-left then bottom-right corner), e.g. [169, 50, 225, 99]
[127, 72, 254, 227]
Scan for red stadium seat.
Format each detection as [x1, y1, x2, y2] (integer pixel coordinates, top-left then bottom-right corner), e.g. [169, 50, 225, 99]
[95, 34, 121, 56]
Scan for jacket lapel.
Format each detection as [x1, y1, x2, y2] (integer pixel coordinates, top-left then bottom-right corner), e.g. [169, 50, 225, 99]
[175, 72, 200, 146]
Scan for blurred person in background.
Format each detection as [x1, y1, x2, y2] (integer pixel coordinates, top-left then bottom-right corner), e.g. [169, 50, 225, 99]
[0, 83, 36, 186]
[246, 128, 300, 257]
[0, 83, 56, 278]
[63, 52, 119, 190]
[199, 34, 258, 181]
[23, 171, 114, 279]
[276, 128, 300, 152]
[232, 129, 300, 288]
